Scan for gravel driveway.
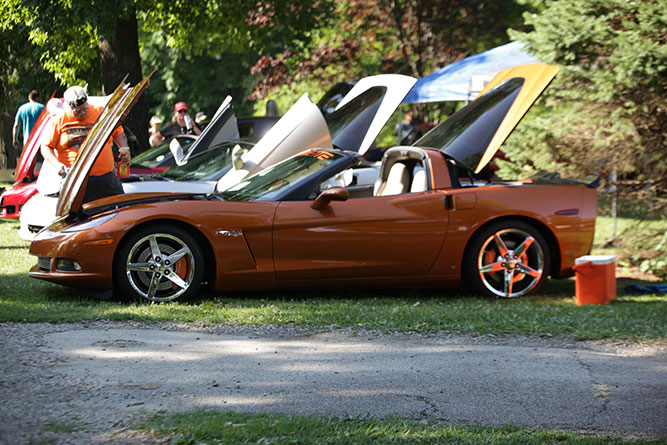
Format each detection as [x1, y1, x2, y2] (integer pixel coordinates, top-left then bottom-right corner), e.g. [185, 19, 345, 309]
[1, 321, 665, 444]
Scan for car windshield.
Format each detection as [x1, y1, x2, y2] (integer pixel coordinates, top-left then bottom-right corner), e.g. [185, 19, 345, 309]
[414, 78, 525, 170]
[325, 86, 387, 152]
[132, 138, 195, 168]
[220, 150, 344, 202]
[159, 143, 235, 181]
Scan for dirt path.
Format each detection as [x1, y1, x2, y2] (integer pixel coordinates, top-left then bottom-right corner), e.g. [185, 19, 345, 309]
[1, 322, 665, 444]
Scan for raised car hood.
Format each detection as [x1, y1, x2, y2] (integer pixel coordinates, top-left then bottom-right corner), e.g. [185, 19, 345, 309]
[415, 64, 559, 174]
[56, 74, 152, 218]
[15, 94, 114, 183]
[216, 74, 416, 191]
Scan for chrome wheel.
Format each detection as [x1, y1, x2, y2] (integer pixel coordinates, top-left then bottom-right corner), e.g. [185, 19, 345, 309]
[477, 228, 544, 298]
[464, 221, 550, 299]
[118, 228, 203, 302]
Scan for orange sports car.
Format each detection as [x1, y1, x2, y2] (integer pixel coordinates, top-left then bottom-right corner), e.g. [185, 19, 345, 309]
[29, 64, 598, 302]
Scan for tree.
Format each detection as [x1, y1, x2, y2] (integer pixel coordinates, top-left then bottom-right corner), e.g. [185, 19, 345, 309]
[1, 1, 152, 150]
[499, 0, 665, 276]
[250, 0, 530, 100]
[0, 25, 66, 169]
[503, 0, 666, 201]
[139, 28, 261, 123]
[1, 0, 334, 150]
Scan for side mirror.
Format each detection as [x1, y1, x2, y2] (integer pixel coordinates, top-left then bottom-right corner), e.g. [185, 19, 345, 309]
[169, 139, 186, 166]
[311, 187, 349, 210]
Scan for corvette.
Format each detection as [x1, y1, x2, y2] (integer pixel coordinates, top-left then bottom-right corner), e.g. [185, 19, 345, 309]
[29, 64, 598, 302]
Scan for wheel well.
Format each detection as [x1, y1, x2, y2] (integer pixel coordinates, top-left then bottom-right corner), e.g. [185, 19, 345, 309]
[113, 218, 217, 288]
[461, 216, 561, 278]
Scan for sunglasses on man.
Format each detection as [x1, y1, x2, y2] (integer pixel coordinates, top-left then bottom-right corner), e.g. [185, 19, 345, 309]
[67, 95, 88, 108]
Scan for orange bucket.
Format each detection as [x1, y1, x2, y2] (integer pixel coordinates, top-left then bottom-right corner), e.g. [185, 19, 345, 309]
[573, 255, 617, 305]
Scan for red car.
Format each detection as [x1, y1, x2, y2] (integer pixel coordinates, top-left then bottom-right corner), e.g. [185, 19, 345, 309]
[0, 105, 53, 219]
[29, 64, 598, 302]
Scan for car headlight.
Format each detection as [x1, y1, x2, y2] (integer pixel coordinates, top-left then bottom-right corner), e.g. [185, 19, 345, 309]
[62, 212, 118, 233]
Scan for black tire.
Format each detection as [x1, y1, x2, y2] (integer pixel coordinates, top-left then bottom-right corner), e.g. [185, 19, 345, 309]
[114, 224, 204, 302]
[463, 219, 551, 298]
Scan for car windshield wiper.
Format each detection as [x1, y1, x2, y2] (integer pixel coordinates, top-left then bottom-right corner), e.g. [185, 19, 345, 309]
[207, 192, 226, 201]
[149, 175, 173, 181]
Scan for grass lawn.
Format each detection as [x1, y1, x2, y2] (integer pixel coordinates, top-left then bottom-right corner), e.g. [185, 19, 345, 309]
[131, 410, 664, 444]
[1, 218, 665, 342]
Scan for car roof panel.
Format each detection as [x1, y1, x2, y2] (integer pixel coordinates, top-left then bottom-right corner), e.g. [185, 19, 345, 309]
[414, 64, 559, 174]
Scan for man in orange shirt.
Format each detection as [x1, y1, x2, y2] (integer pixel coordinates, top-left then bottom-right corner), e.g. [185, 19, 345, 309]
[41, 86, 130, 204]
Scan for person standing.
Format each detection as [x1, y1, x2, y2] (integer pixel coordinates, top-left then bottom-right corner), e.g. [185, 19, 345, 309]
[395, 109, 415, 145]
[41, 86, 130, 204]
[150, 101, 202, 145]
[13, 90, 44, 149]
[148, 115, 162, 146]
[265, 99, 280, 117]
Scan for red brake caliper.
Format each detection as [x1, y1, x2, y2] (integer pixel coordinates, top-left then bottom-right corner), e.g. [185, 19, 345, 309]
[483, 251, 496, 268]
[172, 258, 189, 290]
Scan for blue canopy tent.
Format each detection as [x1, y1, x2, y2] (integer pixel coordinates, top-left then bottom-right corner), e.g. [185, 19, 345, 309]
[402, 41, 539, 104]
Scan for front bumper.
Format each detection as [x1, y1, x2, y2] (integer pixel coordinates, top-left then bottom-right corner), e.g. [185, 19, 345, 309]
[0, 181, 38, 219]
[29, 262, 109, 288]
[29, 227, 117, 288]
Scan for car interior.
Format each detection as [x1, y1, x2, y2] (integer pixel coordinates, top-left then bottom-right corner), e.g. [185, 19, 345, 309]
[372, 147, 430, 196]
[316, 146, 431, 200]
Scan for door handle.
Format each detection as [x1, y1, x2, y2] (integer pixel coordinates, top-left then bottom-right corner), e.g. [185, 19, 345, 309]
[444, 195, 454, 210]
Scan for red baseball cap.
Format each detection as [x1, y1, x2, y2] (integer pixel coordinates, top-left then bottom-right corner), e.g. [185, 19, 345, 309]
[174, 101, 188, 112]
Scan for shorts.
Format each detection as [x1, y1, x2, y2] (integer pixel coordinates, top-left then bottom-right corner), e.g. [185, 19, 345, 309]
[82, 171, 124, 204]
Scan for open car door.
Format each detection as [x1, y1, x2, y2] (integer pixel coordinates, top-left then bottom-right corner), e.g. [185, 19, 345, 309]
[170, 96, 239, 166]
[216, 74, 417, 192]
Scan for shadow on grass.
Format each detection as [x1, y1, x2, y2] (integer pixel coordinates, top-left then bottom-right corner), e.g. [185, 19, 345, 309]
[191, 286, 477, 305]
[2, 271, 665, 341]
[0, 271, 105, 301]
[3, 269, 662, 308]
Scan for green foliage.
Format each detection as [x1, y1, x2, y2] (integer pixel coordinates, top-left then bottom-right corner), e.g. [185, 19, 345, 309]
[1, 0, 333, 113]
[504, 0, 666, 188]
[136, 410, 656, 444]
[1, 0, 138, 92]
[254, 81, 326, 119]
[251, 0, 532, 100]
[139, 27, 261, 121]
[141, 1, 334, 58]
[594, 212, 667, 280]
[0, 17, 67, 111]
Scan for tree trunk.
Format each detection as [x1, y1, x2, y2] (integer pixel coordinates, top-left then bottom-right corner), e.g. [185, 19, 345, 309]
[98, 8, 149, 153]
[0, 112, 17, 171]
